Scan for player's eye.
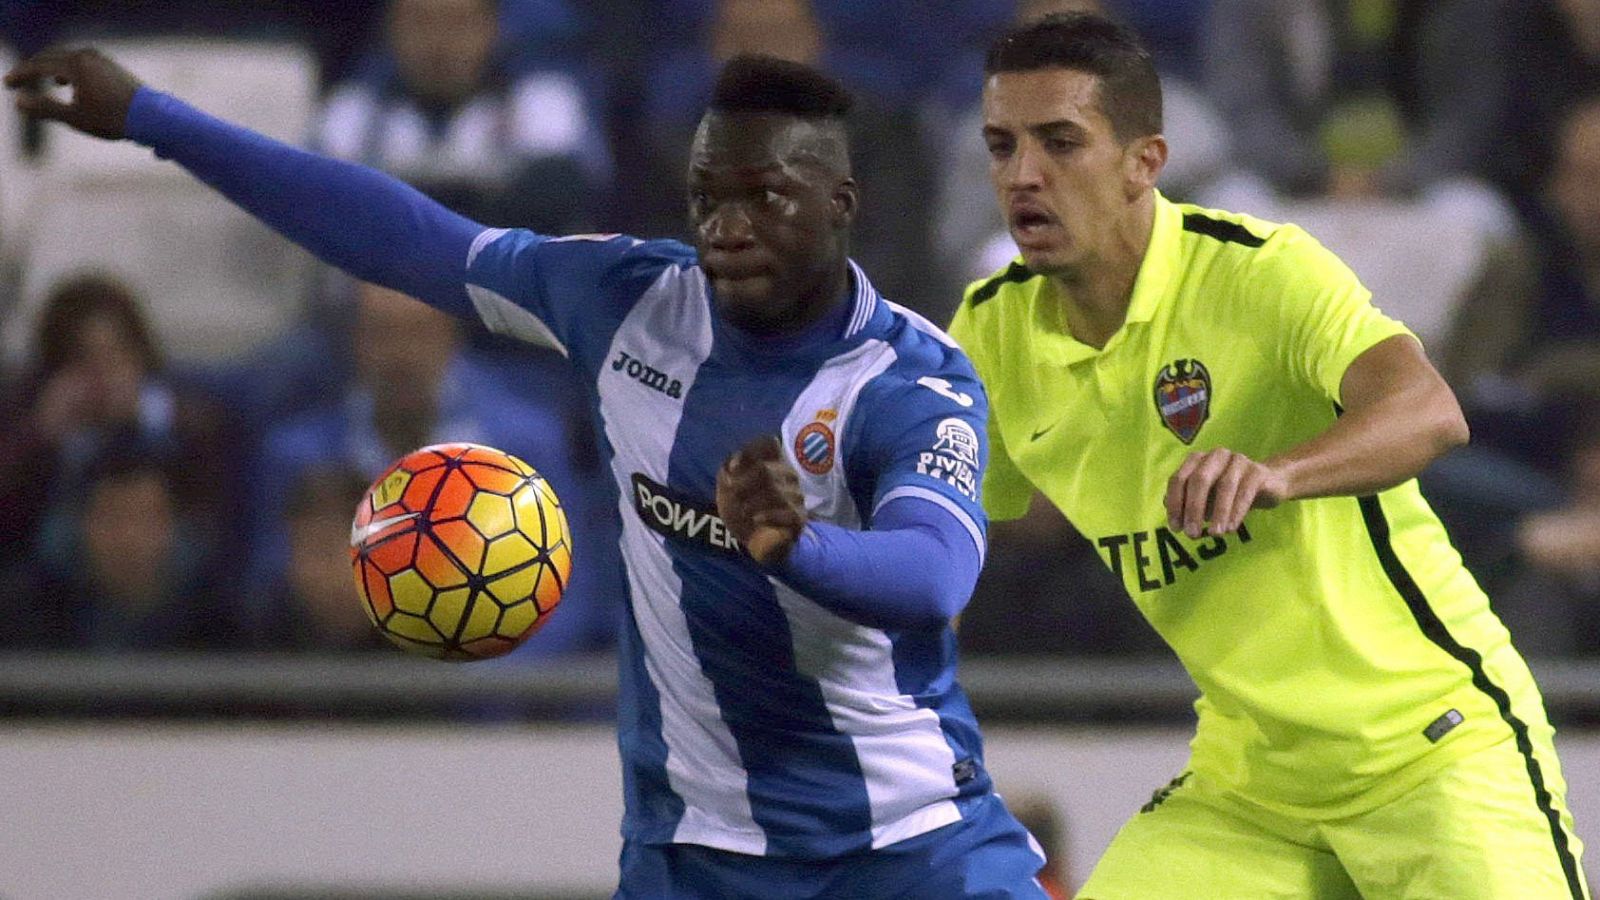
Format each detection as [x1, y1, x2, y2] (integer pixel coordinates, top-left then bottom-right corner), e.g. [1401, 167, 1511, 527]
[689, 191, 713, 217]
[985, 139, 1014, 160]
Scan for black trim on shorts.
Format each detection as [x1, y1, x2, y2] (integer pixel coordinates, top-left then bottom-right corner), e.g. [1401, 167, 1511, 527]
[1181, 213, 1266, 247]
[969, 260, 1036, 307]
[1356, 493, 1585, 898]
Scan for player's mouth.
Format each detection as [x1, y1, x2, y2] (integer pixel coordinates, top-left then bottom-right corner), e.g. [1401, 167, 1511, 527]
[1009, 204, 1061, 247]
[704, 255, 775, 289]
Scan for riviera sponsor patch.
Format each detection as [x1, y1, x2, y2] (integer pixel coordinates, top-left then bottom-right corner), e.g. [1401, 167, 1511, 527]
[916, 417, 980, 500]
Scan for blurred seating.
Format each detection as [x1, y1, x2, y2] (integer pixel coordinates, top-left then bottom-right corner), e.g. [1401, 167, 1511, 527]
[313, 0, 609, 233]
[3, 36, 318, 368]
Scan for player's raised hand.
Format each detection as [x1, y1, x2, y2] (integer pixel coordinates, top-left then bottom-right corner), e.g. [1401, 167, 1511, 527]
[4, 47, 142, 140]
[716, 435, 807, 566]
[1165, 447, 1289, 539]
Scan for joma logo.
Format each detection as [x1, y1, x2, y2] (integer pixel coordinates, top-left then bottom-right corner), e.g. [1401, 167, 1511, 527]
[612, 350, 683, 399]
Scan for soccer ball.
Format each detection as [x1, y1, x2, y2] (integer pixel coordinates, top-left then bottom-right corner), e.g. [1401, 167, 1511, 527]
[349, 443, 571, 660]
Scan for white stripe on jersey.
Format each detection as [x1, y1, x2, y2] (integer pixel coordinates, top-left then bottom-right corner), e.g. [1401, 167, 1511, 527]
[465, 283, 568, 355]
[598, 266, 766, 854]
[773, 337, 962, 849]
[467, 227, 512, 268]
[875, 485, 986, 563]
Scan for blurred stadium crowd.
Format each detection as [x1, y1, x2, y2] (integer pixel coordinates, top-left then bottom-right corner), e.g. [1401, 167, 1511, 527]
[0, 0, 1598, 662]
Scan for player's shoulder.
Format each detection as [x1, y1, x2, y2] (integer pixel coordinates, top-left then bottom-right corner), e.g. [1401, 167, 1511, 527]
[855, 301, 987, 426]
[1172, 201, 1359, 301]
[472, 227, 698, 273]
[1173, 201, 1340, 271]
[874, 299, 983, 385]
[959, 258, 1045, 317]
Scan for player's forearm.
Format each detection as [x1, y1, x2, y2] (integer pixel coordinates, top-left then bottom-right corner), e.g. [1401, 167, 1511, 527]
[124, 88, 481, 316]
[774, 499, 979, 631]
[1267, 382, 1468, 501]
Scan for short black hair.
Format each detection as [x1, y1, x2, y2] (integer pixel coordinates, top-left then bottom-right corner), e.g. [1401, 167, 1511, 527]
[710, 54, 853, 120]
[986, 12, 1162, 141]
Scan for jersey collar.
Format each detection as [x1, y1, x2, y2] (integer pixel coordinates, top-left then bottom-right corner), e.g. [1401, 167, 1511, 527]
[843, 259, 880, 340]
[1124, 190, 1182, 326]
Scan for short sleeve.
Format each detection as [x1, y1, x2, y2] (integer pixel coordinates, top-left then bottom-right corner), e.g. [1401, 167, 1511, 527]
[464, 229, 696, 364]
[946, 301, 1032, 521]
[851, 364, 991, 562]
[1254, 225, 1413, 403]
[979, 411, 1034, 521]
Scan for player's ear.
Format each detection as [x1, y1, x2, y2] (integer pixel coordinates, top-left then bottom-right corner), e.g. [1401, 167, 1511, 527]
[832, 177, 858, 228]
[1123, 134, 1167, 198]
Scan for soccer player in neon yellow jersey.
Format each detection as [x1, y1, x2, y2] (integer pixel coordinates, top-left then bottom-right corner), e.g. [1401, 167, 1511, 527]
[948, 12, 1590, 899]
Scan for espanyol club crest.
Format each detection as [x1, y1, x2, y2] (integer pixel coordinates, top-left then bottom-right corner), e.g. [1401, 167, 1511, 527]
[1153, 359, 1212, 445]
[794, 420, 836, 475]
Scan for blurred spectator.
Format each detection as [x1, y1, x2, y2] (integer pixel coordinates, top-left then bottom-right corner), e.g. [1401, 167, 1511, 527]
[1447, 95, 1600, 470]
[0, 436, 243, 651]
[932, 0, 1230, 308]
[1200, 0, 1515, 236]
[635, 0, 945, 314]
[1498, 0, 1600, 215]
[0, 273, 233, 573]
[1420, 96, 1600, 601]
[315, 0, 608, 232]
[254, 466, 393, 653]
[961, 494, 1165, 658]
[248, 281, 620, 658]
[1499, 416, 1600, 656]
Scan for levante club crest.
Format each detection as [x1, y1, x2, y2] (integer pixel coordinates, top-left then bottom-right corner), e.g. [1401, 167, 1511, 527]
[1153, 359, 1212, 444]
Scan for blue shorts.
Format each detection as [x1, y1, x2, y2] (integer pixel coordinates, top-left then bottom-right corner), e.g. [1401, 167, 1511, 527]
[615, 793, 1049, 900]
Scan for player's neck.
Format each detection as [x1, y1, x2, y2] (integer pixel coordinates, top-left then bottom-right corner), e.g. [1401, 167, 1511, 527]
[1048, 198, 1155, 349]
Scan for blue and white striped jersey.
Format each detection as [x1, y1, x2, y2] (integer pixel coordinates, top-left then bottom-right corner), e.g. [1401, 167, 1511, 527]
[465, 229, 996, 858]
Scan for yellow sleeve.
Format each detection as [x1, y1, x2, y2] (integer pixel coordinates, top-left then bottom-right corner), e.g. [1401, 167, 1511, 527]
[948, 297, 1034, 522]
[1250, 224, 1413, 403]
[980, 410, 1034, 521]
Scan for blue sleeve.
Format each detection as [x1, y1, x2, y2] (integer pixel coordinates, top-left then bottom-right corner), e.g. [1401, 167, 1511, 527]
[125, 87, 698, 366]
[124, 87, 483, 318]
[846, 349, 991, 564]
[774, 495, 980, 631]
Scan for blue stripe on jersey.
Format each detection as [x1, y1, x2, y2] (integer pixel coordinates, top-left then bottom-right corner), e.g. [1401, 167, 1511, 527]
[617, 582, 686, 832]
[665, 356, 874, 856]
[890, 630, 992, 800]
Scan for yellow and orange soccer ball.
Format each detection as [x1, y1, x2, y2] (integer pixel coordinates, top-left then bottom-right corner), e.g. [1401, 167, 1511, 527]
[349, 443, 571, 660]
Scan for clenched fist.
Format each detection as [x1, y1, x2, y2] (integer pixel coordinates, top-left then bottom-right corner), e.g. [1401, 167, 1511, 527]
[716, 435, 807, 566]
[5, 47, 142, 140]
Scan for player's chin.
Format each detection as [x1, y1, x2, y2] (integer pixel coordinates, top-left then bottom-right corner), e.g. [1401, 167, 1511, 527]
[1014, 246, 1067, 275]
[713, 282, 784, 328]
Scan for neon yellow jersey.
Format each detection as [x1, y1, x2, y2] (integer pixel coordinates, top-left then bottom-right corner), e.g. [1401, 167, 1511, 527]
[949, 193, 1553, 818]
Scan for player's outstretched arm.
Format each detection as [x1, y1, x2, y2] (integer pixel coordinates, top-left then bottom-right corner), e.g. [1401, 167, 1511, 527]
[4, 48, 483, 317]
[1166, 335, 1469, 538]
[716, 436, 979, 631]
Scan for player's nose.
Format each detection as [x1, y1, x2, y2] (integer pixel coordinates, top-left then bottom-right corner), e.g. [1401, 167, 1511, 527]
[703, 204, 756, 249]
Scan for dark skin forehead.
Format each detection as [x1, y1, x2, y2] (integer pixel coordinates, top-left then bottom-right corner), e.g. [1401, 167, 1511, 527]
[689, 111, 851, 185]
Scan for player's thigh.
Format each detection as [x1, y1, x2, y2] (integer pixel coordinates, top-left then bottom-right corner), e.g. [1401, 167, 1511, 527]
[1078, 772, 1360, 900]
[1328, 737, 1590, 900]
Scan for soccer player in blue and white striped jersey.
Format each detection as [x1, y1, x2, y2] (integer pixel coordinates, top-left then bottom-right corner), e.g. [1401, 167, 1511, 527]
[8, 48, 1049, 898]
